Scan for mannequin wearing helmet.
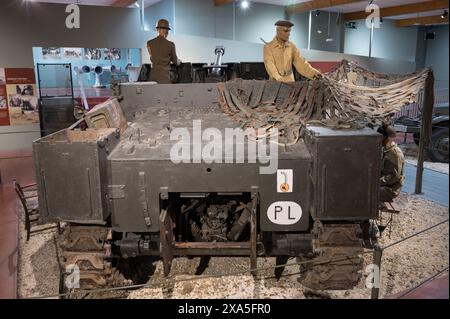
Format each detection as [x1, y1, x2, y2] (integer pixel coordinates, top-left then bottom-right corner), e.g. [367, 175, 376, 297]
[146, 19, 179, 84]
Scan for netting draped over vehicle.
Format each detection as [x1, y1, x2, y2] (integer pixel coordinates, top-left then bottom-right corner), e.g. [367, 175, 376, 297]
[218, 59, 432, 145]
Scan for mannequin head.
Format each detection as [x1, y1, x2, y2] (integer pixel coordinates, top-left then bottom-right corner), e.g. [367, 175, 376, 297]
[157, 27, 169, 38]
[276, 26, 292, 42]
[156, 19, 171, 38]
[274, 20, 294, 43]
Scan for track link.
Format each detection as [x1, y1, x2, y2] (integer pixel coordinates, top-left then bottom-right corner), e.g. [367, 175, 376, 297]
[299, 221, 364, 290]
[59, 225, 130, 292]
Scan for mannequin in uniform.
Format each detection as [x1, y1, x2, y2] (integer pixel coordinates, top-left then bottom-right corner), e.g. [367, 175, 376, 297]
[147, 19, 179, 84]
[378, 125, 405, 202]
[264, 20, 321, 82]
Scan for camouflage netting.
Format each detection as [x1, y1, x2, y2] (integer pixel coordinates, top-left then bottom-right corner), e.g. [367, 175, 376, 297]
[218, 59, 432, 146]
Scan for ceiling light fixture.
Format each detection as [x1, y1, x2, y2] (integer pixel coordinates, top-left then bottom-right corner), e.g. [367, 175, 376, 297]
[441, 10, 448, 19]
[134, 1, 140, 8]
[326, 12, 334, 42]
[241, 0, 250, 10]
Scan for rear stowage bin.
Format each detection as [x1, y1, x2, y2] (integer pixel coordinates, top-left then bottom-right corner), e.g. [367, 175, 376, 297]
[33, 128, 119, 224]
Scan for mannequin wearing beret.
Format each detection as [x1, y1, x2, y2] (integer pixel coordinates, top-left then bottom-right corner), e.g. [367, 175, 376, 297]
[263, 20, 321, 82]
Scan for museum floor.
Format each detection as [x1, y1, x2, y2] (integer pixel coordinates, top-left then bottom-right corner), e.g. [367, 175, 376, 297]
[0, 150, 34, 298]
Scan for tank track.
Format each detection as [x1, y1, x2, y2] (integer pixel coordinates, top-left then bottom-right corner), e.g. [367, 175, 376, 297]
[59, 225, 130, 292]
[299, 221, 364, 290]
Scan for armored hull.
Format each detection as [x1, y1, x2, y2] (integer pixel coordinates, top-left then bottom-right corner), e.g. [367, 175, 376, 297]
[33, 82, 382, 290]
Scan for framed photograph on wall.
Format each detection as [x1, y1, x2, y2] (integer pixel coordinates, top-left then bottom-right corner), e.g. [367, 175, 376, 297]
[63, 48, 82, 59]
[42, 47, 61, 59]
[84, 48, 102, 60]
[104, 48, 121, 60]
[0, 68, 5, 85]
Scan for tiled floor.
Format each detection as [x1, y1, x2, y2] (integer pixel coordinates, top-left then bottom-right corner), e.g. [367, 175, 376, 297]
[0, 151, 35, 299]
[387, 272, 449, 299]
[403, 163, 449, 207]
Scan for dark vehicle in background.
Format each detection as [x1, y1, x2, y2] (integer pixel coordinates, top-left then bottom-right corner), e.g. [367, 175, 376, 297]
[394, 88, 449, 163]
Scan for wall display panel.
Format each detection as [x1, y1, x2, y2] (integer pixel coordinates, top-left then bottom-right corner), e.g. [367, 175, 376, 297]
[0, 68, 38, 126]
[0, 69, 9, 126]
[6, 69, 38, 125]
[33, 47, 141, 92]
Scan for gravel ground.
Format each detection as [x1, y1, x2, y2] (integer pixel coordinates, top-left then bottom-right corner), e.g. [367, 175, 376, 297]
[17, 193, 448, 299]
[16, 196, 60, 299]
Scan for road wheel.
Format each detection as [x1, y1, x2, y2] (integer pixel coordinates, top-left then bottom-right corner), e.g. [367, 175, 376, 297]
[428, 128, 449, 163]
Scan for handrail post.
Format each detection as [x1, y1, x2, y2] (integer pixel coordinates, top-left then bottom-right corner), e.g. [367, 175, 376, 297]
[371, 243, 383, 299]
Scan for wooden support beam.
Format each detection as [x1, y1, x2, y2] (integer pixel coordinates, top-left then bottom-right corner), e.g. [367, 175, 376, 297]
[344, 0, 449, 21]
[112, 0, 137, 7]
[395, 15, 449, 27]
[286, 0, 363, 15]
[214, 0, 234, 6]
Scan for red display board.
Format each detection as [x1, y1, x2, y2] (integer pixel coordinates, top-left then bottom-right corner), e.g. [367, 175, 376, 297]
[0, 68, 8, 126]
[0, 68, 38, 126]
[310, 61, 340, 74]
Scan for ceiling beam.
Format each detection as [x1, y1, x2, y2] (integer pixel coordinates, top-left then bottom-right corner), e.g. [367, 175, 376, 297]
[112, 0, 137, 7]
[395, 14, 449, 27]
[344, 0, 449, 21]
[214, 0, 234, 6]
[286, 0, 363, 15]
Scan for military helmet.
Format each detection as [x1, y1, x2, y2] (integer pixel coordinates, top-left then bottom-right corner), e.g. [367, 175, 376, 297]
[156, 19, 171, 30]
[377, 124, 396, 139]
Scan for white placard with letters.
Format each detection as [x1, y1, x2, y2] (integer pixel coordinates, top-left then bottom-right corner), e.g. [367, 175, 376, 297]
[267, 201, 302, 225]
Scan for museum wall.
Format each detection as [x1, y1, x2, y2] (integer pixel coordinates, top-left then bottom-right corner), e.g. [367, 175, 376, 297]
[425, 25, 449, 89]
[171, 0, 286, 44]
[285, 12, 309, 49]
[0, 0, 419, 152]
[0, 1, 151, 152]
[233, 1, 285, 44]
[145, 0, 175, 33]
[170, 0, 233, 39]
[344, 19, 419, 62]
[164, 0, 343, 53]
[288, 11, 344, 53]
[415, 26, 428, 70]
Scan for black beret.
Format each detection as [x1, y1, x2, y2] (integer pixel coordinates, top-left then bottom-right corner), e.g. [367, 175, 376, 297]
[275, 20, 294, 28]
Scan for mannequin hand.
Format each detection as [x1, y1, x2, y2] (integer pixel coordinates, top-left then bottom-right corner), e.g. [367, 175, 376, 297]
[313, 73, 323, 80]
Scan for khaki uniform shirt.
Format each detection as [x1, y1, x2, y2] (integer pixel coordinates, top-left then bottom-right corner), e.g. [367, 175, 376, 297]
[263, 37, 320, 82]
[380, 142, 405, 197]
[147, 35, 178, 84]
